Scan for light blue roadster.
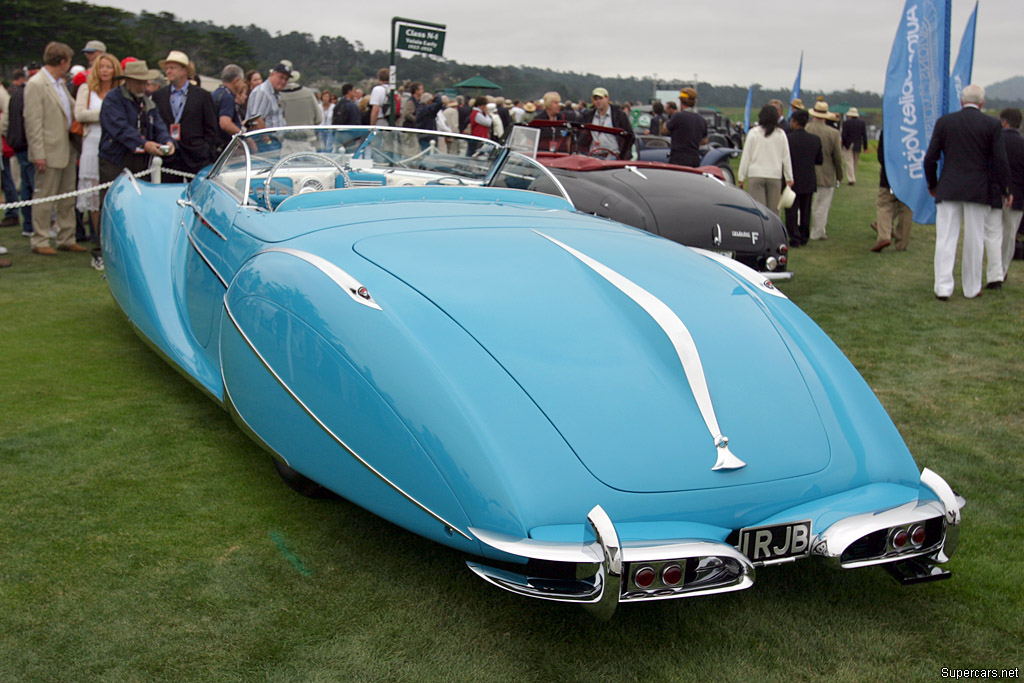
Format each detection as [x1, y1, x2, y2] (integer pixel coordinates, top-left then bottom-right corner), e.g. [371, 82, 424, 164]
[102, 126, 963, 618]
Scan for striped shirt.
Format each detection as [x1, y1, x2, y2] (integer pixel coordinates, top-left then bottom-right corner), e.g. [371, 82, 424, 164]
[246, 80, 285, 128]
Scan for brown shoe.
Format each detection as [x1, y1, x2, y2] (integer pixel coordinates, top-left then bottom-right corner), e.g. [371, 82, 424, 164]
[870, 239, 891, 252]
[0, 215, 19, 227]
[32, 246, 58, 256]
[58, 243, 88, 253]
[0, 257, 11, 268]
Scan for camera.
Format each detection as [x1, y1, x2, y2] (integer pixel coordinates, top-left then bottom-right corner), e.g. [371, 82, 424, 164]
[159, 145, 172, 155]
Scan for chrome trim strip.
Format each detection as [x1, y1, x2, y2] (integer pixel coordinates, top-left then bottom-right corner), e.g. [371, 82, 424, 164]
[256, 247, 382, 311]
[692, 247, 789, 298]
[121, 167, 142, 196]
[178, 198, 226, 240]
[222, 301, 470, 540]
[533, 231, 745, 471]
[184, 227, 228, 289]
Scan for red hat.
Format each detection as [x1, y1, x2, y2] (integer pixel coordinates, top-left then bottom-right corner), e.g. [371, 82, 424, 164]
[121, 56, 138, 70]
[73, 71, 88, 87]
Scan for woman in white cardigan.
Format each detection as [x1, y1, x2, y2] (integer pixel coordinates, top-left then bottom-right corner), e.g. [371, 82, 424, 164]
[738, 104, 794, 216]
[74, 53, 120, 250]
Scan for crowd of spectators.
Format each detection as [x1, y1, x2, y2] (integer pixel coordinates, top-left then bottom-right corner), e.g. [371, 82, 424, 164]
[1, 40, 1020, 292]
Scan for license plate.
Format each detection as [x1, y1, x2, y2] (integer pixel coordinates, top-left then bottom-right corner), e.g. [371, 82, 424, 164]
[738, 520, 812, 564]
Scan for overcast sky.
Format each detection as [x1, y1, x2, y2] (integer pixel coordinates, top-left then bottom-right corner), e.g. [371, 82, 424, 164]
[91, 0, 1018, 93]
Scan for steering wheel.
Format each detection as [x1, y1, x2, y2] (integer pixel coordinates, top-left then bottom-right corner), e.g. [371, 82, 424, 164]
[264, 151, 351, 211]
[589, 145, 621, 160]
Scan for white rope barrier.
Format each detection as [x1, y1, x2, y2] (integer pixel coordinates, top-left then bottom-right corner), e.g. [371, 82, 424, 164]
[0, 164, 196, 212]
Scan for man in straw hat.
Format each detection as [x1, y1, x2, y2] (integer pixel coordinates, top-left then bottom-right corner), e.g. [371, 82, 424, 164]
[806, 99, 844, 240]
[97, 59, 174, 269]
[152, 50, 218, 183]
[840, 107, 868, 185]
[664, 87, 706, 167]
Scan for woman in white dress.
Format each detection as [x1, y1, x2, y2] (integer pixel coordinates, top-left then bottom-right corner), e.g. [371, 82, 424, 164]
[75, 52, 120, 255]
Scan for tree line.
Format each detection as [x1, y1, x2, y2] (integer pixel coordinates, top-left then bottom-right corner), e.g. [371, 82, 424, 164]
[3, 0, 897, 108]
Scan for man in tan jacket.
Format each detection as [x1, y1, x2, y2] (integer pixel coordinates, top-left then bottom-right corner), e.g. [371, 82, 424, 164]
[25, 41, 86, 255]
[806, 100, 844, 240]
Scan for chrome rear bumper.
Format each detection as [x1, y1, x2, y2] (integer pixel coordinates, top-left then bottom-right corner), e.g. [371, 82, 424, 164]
[465, 469, 963, 619]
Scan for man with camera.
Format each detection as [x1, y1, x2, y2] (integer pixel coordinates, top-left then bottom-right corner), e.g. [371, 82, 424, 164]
[97, 60, 174, 268]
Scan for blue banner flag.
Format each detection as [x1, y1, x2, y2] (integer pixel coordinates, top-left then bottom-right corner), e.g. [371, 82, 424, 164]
[743, 86, 753, 133]
[948, 1, 977, 113]
[883, 0, 951, 225]
[788, 52, 803, 118]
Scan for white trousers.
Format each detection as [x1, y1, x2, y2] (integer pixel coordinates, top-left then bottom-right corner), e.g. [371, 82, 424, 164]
[810, 185, 835, 239]
[934, 201, 1001, 298]
[1001, 207, 1022, 280]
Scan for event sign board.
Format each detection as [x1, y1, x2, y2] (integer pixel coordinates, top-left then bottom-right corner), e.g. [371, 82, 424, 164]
[395, 24, 446, 56]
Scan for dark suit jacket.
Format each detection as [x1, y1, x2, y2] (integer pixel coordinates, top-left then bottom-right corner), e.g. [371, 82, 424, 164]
[787, 128, 823, 195]
[924, 106, 1009, 206]
[152, 84, 219, 174]
[579, 105, 635, 159]
[841, 117, 868, 152]
[1001, 127, 1024, 211]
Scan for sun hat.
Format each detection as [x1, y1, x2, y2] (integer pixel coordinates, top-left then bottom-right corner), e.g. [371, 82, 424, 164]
[790, 98, 804, 110]
[158, 50, 190, 69]
[778, 185, 796, 212]
[847, 107, 860, 117]
[82, 40, 106, 53]
[810, 100, 831, 119]
[592, 87, 609, 98]
[117, 60, 161, 81]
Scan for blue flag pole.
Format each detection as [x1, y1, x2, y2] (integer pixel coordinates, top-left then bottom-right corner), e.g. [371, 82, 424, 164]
[948, 1, 978, 113]
[882, 0, 952, 225]
[743, 86, 753, 133]
[788, 52, 803, 118]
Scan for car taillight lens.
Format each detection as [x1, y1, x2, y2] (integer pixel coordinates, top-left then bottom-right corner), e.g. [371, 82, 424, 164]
[634, 566, 656, 588]
[891, 528, 909, 549]
[779, 244, 788, 255]
[661, 564, 683, 586]
[910, 525, 926, 546]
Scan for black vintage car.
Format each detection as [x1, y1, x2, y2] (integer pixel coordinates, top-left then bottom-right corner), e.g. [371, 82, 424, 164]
[510, 121, 791, 279]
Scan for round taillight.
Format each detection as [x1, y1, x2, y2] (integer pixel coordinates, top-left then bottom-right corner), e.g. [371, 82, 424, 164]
[891, 529, 909, 549]
[910, 525, 926, 546]
[661, 564, 683, 586]
[634, 566, 656, 588]
[779, 244, 788, 255]
[779, 255, 787, 266]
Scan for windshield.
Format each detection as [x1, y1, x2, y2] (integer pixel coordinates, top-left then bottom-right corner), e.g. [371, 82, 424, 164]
[210, 126, 518, 210]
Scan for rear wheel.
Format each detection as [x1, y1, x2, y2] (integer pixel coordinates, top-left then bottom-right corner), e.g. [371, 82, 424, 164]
[271, 457, 337, 499]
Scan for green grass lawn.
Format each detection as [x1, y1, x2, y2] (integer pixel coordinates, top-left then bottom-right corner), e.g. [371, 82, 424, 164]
[1, 155, 1021, 681]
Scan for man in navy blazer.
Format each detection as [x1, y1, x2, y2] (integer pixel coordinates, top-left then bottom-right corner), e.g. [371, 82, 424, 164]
[785, 109, 822, 246]
[924, 84, 1011, 299]
[997, 108, 1024, 283]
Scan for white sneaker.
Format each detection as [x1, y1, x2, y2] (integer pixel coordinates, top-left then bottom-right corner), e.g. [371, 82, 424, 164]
[0, 246, 8, 255]
[91, 255, 104, 271]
